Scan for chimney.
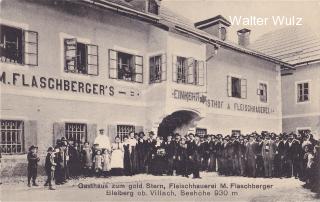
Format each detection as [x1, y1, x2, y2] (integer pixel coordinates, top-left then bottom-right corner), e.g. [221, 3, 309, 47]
[195, 15, 231, 41]
[237, 28, 251, 47]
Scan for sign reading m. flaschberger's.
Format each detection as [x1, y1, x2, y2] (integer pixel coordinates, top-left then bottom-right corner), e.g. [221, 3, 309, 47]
[0, 71, 115, 96]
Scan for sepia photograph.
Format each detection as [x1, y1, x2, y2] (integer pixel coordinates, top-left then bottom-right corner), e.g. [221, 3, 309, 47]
[0, 0, 320, 201]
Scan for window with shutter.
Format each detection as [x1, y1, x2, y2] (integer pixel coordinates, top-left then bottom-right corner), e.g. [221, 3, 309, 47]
[23, 30, 38, 66]
[64, 38, 99, 75]
[108, 50, 143, 83]
[149, 55, 163, 83]
[240, 78, 247, 99]
[0, 24, 39, 66]
[172, 55, 177, 82]
[227, 76, 232, 97]
[109, 49, 117, 79]
[117, 125, 134, 142]
[53, 122, 65, 146]
[65, 123, 87, 147]
[197, 61, 205, 86]
[187, 57, 195, 84]
[86, 44, 98, 76]
[161, 53, 167, 81]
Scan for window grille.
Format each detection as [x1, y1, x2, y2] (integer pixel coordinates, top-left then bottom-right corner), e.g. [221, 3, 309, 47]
[117, 125, 134, 142]
[196, 128, 207, 137]
[0, 120, 24, 154]
[65, 123, 87, 148]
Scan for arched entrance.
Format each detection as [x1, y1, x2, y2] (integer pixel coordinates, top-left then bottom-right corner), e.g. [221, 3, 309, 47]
[157, 110, 202, 139]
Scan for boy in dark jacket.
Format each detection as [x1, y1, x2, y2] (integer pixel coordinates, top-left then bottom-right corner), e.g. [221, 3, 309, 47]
[27, 145, 40, 187]
[44, 147, 56, 190]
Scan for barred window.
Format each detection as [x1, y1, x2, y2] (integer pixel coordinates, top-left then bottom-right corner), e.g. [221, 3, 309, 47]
[65, 123, 87, 147]
[117, 125, 134, 142]
[196, 128, 207, 137]
[0, 24, 38, 66]
[0, 120, 24, 154]
[232, 130, 241, 136]
[297, 82, 309, 103]
[109, 50, 143, 83]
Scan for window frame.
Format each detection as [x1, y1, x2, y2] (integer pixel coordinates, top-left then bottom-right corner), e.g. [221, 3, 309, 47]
[64, 122, 88, 147]
[64, 38, 99, 76]
[296, 80, 311, 104]
[257, 82, 268, 103]
[172, 55, 205, 86]
[0, 119, 24, 155]
[149, 54, 167, 84]
[0, 24, 38, 66]
[116, 124, 135, 142]
[108, 49, 143, 83]
[296, 127, 311, 136]
[227, 75, 247, 99]
[195, 128, 207, 137]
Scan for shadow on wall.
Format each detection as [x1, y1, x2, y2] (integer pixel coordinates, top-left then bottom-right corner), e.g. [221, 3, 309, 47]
[157, 110, 200, 139]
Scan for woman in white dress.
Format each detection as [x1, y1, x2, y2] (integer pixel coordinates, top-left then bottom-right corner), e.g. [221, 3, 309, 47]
[110, 136, 124, 176]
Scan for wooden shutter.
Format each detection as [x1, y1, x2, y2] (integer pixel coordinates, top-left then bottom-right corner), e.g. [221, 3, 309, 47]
[87, 123, 97, 145]
[227, 76, 232, 97]
[53, 122, 65, 146]
[135, 126, 144, 133]
[23, 30, 38, 66]
[241, 78, 247, 99]
[109, 49, 117, 79]
[86, 44, 98, 76]
[161, 53, 167, 81]
[198, 60, 205, 86]
[64, 38, 77, 72]
[172, 55, 177, 82]
[107, 124, 117, 143]
[135, 55, 143, 83]
[24, 120, 37, 152]
[187, 57, 195, 84]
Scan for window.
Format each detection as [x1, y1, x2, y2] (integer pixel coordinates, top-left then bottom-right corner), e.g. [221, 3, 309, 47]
[148, 0, 159, 15]
[149, 54, 166, 83]
[117, 125, 135, 142]
[64, 38, 98, 75]
[232, 130, 241, 136]
[297, 82, 309, 102]
[65, 123, 87, 149]
[0, 24, 38, 66]
[109, 50, 143, 83]
[0, 120, 24, 154]
[173, 56, 205, 85]
[258, 83, 268, 103]
[297, 128, 311, 136]
[196, 128, 207, 137]
[227, 76, 247, 99]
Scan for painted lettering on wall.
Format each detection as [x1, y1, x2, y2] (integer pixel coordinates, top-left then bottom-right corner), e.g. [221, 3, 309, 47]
[172, 89, 275, 114]
[0, 71, 116, 96]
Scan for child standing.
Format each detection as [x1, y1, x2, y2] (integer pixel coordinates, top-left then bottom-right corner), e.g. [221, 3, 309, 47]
[93, 150, 103, 177]
[27, 145, 40, 187]
[102, 149, 111, 177]
[81, 142, 93, 176]
[44, 147, 56, 190]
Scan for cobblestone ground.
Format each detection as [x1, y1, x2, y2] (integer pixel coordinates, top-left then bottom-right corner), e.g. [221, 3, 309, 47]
[1, 172, 319, 202]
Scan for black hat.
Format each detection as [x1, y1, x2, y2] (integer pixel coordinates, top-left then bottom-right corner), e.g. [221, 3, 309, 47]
[47, 147, 54, 152]
[29, 145, 38, 151]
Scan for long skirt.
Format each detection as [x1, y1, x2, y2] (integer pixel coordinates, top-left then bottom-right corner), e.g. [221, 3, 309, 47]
[111, 149, 124, 169]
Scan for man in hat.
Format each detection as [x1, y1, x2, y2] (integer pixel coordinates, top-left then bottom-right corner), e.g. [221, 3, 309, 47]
[45, 147, 56, 190]
[245, 135, 258, 177]
[94, 129, 111, 151]
[262, 134, 275, 178]
[274, 135, 285, 178]
[27, 145, 40, 187]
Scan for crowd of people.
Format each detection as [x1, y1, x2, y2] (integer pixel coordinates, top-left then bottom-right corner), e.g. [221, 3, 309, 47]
[27, 129, 320, 194]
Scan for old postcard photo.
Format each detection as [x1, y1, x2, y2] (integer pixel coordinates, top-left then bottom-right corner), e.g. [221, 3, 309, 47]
[0, 0, 320, 201]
